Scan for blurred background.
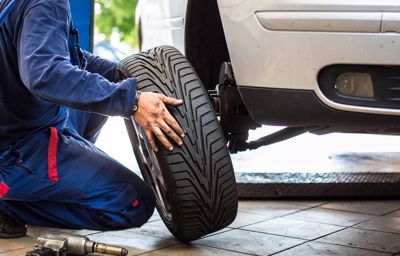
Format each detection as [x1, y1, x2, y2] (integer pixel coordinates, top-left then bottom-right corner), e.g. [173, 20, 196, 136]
[91, 0, 400, 175]
[94, 0, 139, 59]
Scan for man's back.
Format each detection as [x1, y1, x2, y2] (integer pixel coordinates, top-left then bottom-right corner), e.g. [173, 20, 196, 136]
[0, 0, 70, 149]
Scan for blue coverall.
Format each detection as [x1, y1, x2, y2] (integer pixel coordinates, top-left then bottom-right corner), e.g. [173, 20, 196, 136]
[0, 0, 156, 230]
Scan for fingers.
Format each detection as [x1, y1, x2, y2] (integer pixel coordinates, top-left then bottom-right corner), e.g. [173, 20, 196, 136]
[164, 111, 185, 138]
[145, 130, 159, 152]
[152, 126, 174, 151]
[136, 92, 185, 152]
[159, 120, 183, 146]
[160, 95, 183, 106]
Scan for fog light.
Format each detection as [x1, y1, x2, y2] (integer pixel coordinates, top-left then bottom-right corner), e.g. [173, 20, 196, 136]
[335, 73, 374, 98]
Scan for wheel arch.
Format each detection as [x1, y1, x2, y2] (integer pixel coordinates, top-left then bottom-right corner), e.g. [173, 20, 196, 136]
[184, 0, 230, 91]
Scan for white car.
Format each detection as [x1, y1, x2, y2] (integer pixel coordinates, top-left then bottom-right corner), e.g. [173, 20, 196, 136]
[137, 0, 400, 150]
[117, 0, 400, 242]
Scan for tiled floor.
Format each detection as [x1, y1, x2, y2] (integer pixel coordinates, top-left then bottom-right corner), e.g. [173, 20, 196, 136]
[2, 200, 400, 255]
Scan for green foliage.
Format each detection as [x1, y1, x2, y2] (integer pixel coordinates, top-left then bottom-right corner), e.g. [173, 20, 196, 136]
[95, 0, 138, 48]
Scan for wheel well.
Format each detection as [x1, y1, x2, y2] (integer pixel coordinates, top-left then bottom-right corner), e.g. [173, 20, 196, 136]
[185, 0, 230, 91]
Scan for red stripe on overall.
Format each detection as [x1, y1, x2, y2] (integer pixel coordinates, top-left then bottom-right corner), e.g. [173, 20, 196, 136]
[0, 182, 9, 198]
[48, 127, 59, 182]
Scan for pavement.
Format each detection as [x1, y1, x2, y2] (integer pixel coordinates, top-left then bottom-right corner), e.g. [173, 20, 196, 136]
[1, 199, 400, 255]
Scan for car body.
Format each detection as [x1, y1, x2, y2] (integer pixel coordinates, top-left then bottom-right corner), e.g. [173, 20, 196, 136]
[136, 0, 400, 152]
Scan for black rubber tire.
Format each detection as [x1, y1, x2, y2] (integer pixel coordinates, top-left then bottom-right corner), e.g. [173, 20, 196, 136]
[116, 46, 238, 242]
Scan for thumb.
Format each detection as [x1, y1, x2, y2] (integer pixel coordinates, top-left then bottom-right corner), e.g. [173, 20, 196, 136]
[161, 95, 183, 106]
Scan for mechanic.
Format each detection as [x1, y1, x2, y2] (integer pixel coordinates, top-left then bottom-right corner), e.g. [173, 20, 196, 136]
[0, 0, 185, 238]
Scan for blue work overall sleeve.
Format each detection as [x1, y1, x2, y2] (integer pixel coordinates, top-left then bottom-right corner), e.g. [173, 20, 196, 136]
[0, 0, 156, 230]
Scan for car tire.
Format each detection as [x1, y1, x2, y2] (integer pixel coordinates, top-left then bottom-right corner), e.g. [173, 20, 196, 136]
[116, 46, 238, 242]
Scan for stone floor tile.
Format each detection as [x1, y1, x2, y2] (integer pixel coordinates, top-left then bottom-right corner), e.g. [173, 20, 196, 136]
[27, 226, 99, 238]
[0, 248, 39, 256]
[318, 228, 400, 253]
[238, 200, 308, 217]
[274, 241, 391, 256]
[126, 220, 174, 239]
[195, 229, 304, 256]
[87, 230, 178, 255]
[320, 201, 400, 215]
[127, 220, 232, 240]
[147, 211, 162, 222]
[228, 211, 272, 228]
[243, 218, 344, 240]
[356, 216, 400, 233]
[285, 208, 375, 226]
[0, 236, 34, 253]
[387, 210, 400, 217]
[203, 228, 233, 238]
[286, 200, 327, 207]
[139, 244, 249, 256]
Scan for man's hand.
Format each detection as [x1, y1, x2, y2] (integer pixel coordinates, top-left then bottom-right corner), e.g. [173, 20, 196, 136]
[134, 92, 185, 152]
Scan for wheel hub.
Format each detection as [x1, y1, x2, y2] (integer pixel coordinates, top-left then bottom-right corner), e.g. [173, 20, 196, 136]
[130, 118, 173, 222]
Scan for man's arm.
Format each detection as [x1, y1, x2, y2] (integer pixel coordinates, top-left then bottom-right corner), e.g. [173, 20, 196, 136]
[83, 51, 117, 83]
[17, 0, 135, 117]
[18, 0, 185, 150]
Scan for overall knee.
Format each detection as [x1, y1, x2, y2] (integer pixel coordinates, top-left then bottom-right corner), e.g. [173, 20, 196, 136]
[90, 182, 156, 230]
[117, 181, 156, 229]
[132, 182, 156, 226]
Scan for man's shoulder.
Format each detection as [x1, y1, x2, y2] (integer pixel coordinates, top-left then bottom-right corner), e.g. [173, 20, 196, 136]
[23, 0, 70, 12]
[25, 0, 69, 5]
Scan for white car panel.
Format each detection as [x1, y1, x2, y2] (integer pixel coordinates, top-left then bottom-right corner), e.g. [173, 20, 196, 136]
[137, 0, 187, 52]
[255, 12, 382, 33]
[382, 13, 400, 32]
[217, 0, 400, 115]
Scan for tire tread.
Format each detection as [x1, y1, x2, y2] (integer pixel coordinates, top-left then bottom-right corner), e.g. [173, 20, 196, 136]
[117, 46, 237, 241]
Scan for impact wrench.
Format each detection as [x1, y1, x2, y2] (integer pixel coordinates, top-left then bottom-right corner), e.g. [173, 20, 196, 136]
[25, 233, 129, 256]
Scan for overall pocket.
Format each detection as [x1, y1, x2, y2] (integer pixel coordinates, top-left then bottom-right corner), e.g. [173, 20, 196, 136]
[1, 127, 84, 202]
